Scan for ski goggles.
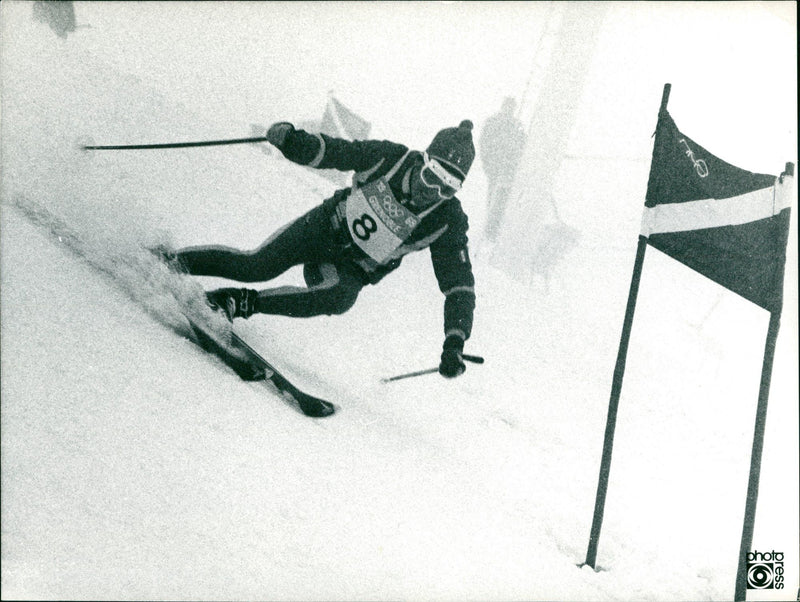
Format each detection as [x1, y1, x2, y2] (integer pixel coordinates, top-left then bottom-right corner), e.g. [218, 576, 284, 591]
[420, 152, 463, 199]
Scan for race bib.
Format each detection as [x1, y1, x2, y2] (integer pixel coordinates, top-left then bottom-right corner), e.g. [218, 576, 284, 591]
[345, 178, 419, 263]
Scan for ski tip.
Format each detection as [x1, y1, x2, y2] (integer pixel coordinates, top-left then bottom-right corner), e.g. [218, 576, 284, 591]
[277, 387, 336, 418]
[301, 399, 336, 418]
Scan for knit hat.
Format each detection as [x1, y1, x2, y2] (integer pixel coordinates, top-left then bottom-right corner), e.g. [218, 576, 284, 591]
[426, 120, 475, 180]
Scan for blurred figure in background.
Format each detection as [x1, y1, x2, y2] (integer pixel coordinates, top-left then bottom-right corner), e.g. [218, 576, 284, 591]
[479, 97, 526, 242]
[32, 1, 77, 39]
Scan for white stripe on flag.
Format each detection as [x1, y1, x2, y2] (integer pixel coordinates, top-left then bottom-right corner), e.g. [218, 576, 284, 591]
[641, 175, 793, 236]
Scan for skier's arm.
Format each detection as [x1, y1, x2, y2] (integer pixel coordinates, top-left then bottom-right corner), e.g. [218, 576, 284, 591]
[429, 206, 476, 372]
[267, 122, 402, 173]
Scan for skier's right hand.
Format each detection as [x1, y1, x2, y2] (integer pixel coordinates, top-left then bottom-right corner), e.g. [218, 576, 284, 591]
[439, 335, 466, 378]
[266, 122, 294, 148]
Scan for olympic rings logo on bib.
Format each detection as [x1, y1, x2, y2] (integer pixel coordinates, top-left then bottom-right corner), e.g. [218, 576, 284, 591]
[345, 178, 419, 263]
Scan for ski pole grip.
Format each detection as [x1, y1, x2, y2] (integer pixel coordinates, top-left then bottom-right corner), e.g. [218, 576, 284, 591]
[463, 354, 484, 364]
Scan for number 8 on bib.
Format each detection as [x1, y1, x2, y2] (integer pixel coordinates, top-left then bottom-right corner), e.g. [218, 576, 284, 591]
[345, 178, 419, 263]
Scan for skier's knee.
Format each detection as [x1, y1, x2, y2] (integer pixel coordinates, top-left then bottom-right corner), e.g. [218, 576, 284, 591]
[303, 263, 360, 315]
[319, 287, 359, 315]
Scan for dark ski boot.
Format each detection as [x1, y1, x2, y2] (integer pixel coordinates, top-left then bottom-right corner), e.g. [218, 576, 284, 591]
[206, 288, 259, 322]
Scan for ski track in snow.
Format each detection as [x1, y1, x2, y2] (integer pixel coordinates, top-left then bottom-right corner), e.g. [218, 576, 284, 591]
[8, 195, 230, 336]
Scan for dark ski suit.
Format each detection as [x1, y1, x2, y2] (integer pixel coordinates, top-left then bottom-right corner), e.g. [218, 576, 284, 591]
[177, 127, 476, 345]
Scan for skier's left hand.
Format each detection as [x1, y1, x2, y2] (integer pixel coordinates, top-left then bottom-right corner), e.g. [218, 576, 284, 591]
[439, 335, 466, 378]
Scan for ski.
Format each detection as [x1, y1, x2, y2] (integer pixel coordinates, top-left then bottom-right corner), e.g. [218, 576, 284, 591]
[147, 245, 336, 417]
[186, 317, 336, 418]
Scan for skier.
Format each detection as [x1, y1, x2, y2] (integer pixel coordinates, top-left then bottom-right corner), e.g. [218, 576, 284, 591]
[479, 97, 526, 242]
[172, 120, 477, 378]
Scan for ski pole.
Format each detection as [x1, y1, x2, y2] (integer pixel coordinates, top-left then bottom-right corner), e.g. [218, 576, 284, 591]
[381, 354, 484, 383]
[81, 136, 269, 151]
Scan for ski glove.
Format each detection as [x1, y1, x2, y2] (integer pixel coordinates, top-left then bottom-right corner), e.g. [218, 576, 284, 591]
[439, 334, 466, 378]
[266, 122, 294, 148]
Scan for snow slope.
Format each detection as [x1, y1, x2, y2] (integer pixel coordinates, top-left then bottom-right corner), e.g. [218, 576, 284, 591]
[2, 2, 797, 600]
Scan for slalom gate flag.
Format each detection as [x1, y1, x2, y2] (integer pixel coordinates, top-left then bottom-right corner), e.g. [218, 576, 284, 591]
[640, 110, 793, 312]
[585, 87, 794, 598]
[320, 96, 371, 141]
